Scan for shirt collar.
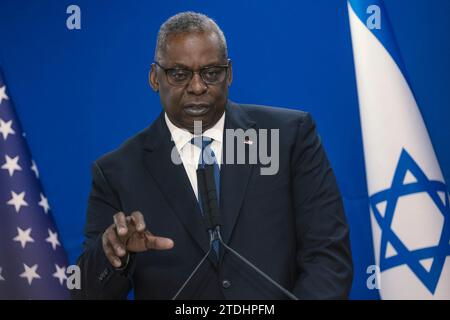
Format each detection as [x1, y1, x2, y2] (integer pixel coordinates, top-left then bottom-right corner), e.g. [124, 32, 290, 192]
[164, 112, 225, 151]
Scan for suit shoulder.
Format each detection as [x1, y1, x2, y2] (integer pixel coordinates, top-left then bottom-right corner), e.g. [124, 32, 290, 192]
[237, 103, 312, 127]
[94, 126, 149, 169]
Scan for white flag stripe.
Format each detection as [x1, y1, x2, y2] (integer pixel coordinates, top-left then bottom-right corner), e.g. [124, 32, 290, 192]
[348, 4, 444, 193]
[348, 1, 450, 299]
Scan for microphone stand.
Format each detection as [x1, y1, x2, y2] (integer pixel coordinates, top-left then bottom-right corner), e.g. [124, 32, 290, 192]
[171, 231, 215, 300]
[171, 166, 215, 300]
[172, 165, 299, 300]
[203, 165, 298, 300]
[214, 226, 298, 300]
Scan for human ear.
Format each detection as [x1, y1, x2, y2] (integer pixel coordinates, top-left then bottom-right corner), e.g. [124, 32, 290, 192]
[149, 64, 159, 92]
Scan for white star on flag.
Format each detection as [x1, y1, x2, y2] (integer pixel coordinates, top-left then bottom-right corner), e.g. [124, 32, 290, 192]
[30, 159, 39, 178]
[0, 118, 15, 140]
[0, 85, 8, 105]
[0, 69, 70, 299]
[46, 229, 60, 250]
[52, 264, 67, 285]
[1, 154, 22, 177]
[6, 190, 28, 213]
[13, 227, 34, 249]
[38, 193, 50, 214]
[19, 263, 41, 285]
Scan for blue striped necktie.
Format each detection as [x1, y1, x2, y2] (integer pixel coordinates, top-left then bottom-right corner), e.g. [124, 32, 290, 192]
[191, 136, 220, 258]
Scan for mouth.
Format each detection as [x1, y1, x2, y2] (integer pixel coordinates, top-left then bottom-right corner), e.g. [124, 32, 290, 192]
[183, 104, 211, 117]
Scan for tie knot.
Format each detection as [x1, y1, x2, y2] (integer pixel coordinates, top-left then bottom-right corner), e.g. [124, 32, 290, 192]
[190, 136, 213, 151]
[191, 136, 217, 167]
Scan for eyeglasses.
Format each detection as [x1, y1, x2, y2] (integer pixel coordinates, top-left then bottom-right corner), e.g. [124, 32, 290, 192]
[154, 60, 230, 87]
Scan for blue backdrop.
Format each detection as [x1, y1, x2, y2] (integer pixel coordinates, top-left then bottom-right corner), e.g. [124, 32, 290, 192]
[0, 0, 449, 299]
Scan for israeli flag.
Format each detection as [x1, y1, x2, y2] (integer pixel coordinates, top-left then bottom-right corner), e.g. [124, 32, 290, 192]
[348, 0, 450, 299]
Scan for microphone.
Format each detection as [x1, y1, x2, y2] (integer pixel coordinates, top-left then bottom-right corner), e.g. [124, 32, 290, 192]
[202, 164, 299, 300]
[171, 167, 217, 300]
[203, 164, 222, 228]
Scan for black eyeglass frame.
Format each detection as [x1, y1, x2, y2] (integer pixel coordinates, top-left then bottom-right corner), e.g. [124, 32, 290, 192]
[154, 59, 231, 86]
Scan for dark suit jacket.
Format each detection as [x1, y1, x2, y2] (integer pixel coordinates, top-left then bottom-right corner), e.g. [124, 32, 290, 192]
[74, 101, 353, 299]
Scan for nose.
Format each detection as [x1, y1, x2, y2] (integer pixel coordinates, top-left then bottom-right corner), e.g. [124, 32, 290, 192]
[186, 72, 207, 95]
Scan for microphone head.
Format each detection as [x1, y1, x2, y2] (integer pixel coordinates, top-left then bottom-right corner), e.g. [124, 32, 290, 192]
[196, 168, 213, 230]
[203, 165, 222, 227]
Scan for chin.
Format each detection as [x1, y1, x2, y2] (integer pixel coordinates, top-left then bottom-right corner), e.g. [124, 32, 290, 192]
[181, 118, 213, 133]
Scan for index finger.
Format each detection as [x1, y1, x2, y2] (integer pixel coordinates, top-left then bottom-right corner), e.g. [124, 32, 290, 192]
[144, 231, 174, 250]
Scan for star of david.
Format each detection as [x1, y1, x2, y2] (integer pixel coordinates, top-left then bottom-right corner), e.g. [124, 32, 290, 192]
[369, 148, 450, 293]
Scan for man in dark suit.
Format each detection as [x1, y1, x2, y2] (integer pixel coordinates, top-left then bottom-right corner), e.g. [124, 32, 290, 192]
[74, 11, 353, 299]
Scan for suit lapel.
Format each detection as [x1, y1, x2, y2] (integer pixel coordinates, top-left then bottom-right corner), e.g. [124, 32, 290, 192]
[141, 114, 213, 263]
[140, 102, 256, 266]
[219, 101, 256, 260]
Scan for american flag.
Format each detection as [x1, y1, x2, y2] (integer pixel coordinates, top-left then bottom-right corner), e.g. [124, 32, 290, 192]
[0, 68, 69, 299]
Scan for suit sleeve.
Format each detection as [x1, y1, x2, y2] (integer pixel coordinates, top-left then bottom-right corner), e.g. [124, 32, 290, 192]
[71, 161, 135, 300]
[291, 113, 353, 299]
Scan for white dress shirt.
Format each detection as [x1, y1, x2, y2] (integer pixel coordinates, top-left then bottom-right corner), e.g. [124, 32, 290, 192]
[164, 112, 225, 200]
